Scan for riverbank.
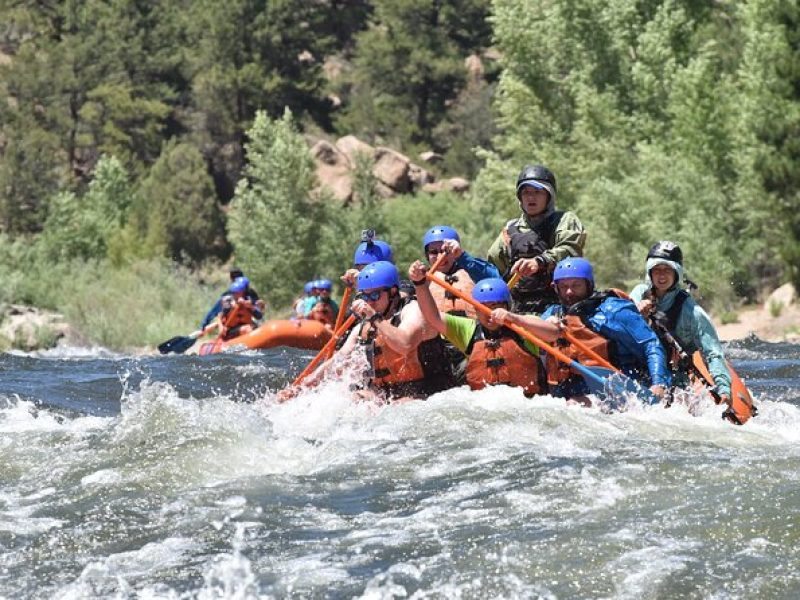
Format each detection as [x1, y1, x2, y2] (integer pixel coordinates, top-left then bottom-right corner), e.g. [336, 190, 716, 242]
[713, 283, 800, 343]
[715, 303, 800, 343]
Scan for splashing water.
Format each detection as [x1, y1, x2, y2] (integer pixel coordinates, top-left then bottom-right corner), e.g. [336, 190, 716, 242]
[1, 339, 799, 598]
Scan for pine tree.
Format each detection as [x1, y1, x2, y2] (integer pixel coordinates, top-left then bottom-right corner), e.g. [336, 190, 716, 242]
[338, 0, 491, 148]
[227, 110, 317, 308]
[134, 141, 225, 265]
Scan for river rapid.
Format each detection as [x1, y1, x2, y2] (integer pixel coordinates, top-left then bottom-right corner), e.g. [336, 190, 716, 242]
[1, 336, 799, 599]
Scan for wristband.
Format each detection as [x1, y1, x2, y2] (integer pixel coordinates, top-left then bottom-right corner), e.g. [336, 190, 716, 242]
[368, 313, 384, 324]
[411, 277, 427, 286]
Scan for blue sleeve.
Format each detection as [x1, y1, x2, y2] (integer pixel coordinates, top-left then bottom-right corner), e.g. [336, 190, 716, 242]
[540, 304, 561, 320]
[252, 306, 264, 321]
[455, 251, 501, 282]
[600, 301, 671, 387]
[200, 298, 223, 329]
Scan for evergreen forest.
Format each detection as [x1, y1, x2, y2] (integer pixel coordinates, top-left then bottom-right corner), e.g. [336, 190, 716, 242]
[0, 0, 798, 349]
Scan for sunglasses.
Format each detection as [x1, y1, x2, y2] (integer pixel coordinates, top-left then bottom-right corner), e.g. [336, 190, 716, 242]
[357, 289, 387, 302]
[427, 248, 445, 256]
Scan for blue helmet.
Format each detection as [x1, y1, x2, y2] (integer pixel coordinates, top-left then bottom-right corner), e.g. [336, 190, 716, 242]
[317, 278, 333, 291]
[553, 257, 594, 284]
[472, 278, 511, 304]
[357, 261, 399, 291]
[422, 225, 460, 252]
[353, 241, 385, 267]
[230, 276, 250, 293]
[374, 240, 394, 263]
[303, 281, 314, 294]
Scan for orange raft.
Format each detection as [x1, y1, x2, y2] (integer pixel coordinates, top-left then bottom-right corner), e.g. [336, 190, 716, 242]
[197, 319, 332, 356]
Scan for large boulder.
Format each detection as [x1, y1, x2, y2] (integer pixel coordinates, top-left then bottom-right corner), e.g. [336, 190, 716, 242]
[408, 163, 434, 189]
[445, 177, 471, 193]
[0, 304, 74, 351]
[335, 135, 375, 166]
[373, 147, 411, 192]
[765, 283, 797, 311]
[422, 178, 470, 194]
[419, 151, 444, 164]
[311, 140, 353, 202]
[311, 140, 347, 167]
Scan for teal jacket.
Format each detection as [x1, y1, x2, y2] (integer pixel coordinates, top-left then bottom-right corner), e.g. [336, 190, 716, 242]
[630, 258, 731, 396]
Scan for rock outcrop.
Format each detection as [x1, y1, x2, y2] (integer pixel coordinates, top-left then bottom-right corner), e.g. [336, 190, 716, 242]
[311, 135, 469, 202]
[0, 304, 77, 351]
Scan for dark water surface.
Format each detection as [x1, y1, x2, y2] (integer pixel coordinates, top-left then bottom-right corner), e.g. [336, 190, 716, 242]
[1, 337, 799, 599]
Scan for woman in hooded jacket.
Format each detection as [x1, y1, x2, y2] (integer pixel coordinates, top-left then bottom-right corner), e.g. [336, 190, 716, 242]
[629, 241, 732, 408]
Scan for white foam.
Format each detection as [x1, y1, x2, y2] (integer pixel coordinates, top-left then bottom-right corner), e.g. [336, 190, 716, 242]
[81, 469, 123, 487]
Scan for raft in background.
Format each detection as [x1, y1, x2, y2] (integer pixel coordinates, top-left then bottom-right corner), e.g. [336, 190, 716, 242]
[197, 319, 332, 356]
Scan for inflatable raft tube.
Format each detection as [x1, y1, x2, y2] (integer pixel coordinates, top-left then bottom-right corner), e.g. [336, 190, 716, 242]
[198, 319, 332, 356]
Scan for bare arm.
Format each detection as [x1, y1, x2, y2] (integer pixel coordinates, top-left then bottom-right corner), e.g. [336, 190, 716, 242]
[408, 260, 447, 335]
[372, 301, 434, 355]
[491, 309, 561, 343]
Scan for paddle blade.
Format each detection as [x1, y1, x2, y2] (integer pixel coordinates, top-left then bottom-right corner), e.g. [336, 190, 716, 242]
[158, 335, 197, 355]
[571, 366, 659, 411]
[602, 370, 660, 409]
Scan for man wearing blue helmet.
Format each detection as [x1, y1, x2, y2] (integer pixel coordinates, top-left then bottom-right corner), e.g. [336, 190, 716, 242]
[410, 261, 546, 397]
[200, 267, 264, 330]
[214, 276, 264, 340]
[487, 165, 586, 314]
[330, 261, 455, 400]
[421, 225, 500, 319]
[340, 232, 395, 289]
[506, 257, 670, 403]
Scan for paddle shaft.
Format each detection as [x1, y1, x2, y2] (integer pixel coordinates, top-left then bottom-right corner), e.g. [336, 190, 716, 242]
[561, 330, 618, 372]
[332, 286, 352, 333]
[425, 273, 608, 389]
[326, 286, 353, 360]
[292, 315, 357, 386]
[650, 317, 722, 402]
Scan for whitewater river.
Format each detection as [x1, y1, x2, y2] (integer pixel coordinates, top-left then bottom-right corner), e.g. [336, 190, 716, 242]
[1, 336, 798, 599]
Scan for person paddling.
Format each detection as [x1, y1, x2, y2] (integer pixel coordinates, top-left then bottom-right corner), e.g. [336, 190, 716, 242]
[630, 241, 734, 414]
[487, 165, 586, 313]
[217, 276, 263, 340]
[410, 261, 546, 397]
[279, 261, 454, 402]
[201, 267, 264, 330]
[421, 225, 500, 318]
[503, 257, 670, 405]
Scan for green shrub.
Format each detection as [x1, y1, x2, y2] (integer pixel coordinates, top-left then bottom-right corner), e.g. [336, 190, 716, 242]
[769, 299, 784, 318]
[718, 311, 740, 325]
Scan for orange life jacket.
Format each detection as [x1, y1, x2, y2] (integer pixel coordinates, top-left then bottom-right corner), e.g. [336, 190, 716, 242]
[359, 319, 426, 389]
[543, 290, 631, 386]
[220, 300, 256, 340]
[465, 328, 545, 397]
[309, 299, 335, 326]
[429, 269, 476, 318]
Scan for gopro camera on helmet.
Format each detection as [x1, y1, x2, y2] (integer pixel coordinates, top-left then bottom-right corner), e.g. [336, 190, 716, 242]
[361, 229, 376, 244]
